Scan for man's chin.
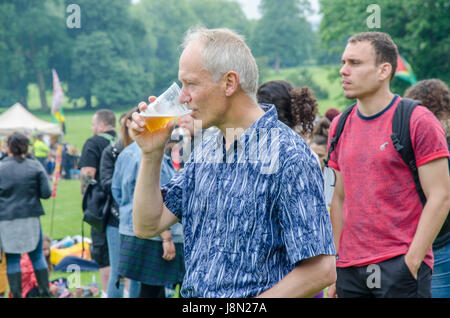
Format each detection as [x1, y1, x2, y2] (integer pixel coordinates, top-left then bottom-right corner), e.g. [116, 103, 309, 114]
[343, 91, 357, 100]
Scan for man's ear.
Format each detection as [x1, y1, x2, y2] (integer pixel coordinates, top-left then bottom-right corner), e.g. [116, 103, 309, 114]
[379, 62, 393, 81]
[223, 71, 239, 97]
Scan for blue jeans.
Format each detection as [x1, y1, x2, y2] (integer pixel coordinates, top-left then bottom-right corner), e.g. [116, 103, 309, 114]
[106, 225, 140, 297]
[5, 227, 47, 274]
[432, 242, 450, 298]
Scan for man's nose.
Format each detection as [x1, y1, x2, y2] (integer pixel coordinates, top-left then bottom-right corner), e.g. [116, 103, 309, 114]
[340, 64, 349, 76]
[179, 87, 191, 104]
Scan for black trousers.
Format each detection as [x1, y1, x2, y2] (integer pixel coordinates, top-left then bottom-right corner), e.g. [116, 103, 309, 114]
[336, 254, 432, 298]
[139, 284, 165, 298]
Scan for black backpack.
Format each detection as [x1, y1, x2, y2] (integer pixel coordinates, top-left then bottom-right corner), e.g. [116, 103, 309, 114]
[325, 98, 450, 242]
[81, 133, 117, 232]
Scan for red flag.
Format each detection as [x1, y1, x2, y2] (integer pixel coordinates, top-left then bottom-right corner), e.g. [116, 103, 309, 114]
[395, 56, 418, 85]
[51, 145, 63, 198]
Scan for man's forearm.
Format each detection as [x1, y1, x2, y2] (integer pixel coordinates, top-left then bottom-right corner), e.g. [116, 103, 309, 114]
[256, 255, 336, 298]
[329, 197, 344, 254]
[406, 193, 450, 274]
[80, 167, 96, 196]
[133, 152, 165, 238]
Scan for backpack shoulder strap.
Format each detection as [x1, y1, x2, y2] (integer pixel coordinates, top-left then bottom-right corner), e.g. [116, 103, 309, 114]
[390, 97, 426, 205]
[324, 103, 356, 168]
[98, 133, 116, 146]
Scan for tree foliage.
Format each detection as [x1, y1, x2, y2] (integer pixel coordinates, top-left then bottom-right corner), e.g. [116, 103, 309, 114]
[319, 0, 450, 86]
[0, 0, 69, 110]
[65, 0, 149, 109]
[251, 0, 316, 72]
[1, 0, 447, 111]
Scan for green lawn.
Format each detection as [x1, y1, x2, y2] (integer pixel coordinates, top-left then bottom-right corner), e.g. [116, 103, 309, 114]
[40, 179, 86, 239]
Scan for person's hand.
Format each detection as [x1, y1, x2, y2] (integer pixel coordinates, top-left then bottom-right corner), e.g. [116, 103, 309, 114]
[162, 239, 176, 261]
[326, 283, 338, 298]
[404, 253, 420, 279]
[130, 96, 176, 156]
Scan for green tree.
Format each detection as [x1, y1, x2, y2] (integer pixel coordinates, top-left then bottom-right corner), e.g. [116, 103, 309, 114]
[66, 0, 150, 109]
[0, 0, 69, 111]
[189, 0, 250, 37]
[319, 0, 450, 88]
[251, 0, 315, 73]
[131, 0, 198, 94]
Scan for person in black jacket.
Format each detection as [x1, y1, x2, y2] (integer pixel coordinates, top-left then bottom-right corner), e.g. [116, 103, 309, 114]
[100, 108, 140, 298]
[0, 132, 51, 298]
[79, 109, 117, 298]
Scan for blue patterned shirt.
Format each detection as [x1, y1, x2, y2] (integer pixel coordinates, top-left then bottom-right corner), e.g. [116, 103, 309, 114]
[162, 104, 335, 298]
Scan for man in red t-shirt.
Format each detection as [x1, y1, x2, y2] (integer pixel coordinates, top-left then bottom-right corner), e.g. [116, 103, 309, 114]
[326, 32, 450, 298]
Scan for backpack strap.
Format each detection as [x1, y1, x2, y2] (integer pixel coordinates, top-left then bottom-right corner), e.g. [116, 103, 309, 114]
[390, 97, 426, 206]
[324, 103, 356, 168]
[98, 133, 116, 146]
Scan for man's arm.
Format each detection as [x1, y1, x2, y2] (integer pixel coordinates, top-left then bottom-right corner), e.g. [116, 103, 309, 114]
[132, 152, 178, 238]
[329, 169, 345, 253]
[256, 254, 336, 298]
[80, 167, 96, 196]
[405, 157, 450, 278]
[326, 169, 345, 298]
[130, 100, 179, 239]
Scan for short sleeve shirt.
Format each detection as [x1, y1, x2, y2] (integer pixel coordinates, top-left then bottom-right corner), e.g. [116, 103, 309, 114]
[79, 131, 116, 181]
[162, 104, 335, 298]
[327, 95, 449, 268]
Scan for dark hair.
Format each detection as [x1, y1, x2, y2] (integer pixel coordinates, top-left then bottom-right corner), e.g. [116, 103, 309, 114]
[404, 79, 450, 123]
[95, 109, 116, 128]
[257, 80, 318, 136]
[313, 116, 331, 139]
[120, 107, 138, 148]
[7, 132, 29, 163]
[42, 233, 53, 274]
[325, 108, 341, 122]
[348, 32, 398, 81]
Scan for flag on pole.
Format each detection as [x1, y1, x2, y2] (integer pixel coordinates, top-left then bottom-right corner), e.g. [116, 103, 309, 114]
[51, 145, 63, 199]
[51, 69, 66, 124]
[395, 55, 418, 85]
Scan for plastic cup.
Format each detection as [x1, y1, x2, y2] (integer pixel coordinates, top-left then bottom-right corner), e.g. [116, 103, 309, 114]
[141, 82, 191, 132]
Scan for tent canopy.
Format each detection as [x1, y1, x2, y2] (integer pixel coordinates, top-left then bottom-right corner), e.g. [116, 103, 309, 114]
[0, 103, 62, 137]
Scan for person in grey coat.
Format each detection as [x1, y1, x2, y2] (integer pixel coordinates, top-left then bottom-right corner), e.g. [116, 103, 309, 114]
[0, 132, 51, 298]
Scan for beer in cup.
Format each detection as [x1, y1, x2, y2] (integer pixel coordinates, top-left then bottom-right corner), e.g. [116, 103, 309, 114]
[141, 82, 191, 132]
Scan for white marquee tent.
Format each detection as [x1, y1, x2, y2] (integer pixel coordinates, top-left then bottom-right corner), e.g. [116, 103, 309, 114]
[0, 103, 63, 137]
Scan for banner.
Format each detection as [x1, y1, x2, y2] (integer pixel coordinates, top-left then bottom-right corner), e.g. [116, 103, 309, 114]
[51, 69, 66, 124]
[51, 145, 63, 199]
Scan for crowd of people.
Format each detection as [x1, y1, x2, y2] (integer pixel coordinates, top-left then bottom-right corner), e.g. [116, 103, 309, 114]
[0, 134, 80, 179]
[0, 27, 449, 299]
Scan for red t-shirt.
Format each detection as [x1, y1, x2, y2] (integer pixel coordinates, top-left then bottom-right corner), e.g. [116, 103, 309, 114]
[328, 95, 449, 269]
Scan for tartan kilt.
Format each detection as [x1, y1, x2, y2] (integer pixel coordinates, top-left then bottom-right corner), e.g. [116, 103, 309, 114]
[118, 234, 185, 286]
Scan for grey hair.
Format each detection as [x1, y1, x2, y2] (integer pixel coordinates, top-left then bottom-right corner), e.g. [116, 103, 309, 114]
[181, 26, 259, 100]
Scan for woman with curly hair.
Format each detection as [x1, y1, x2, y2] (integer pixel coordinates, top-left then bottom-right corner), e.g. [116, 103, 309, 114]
[405, 78, 450, 299]
[257, 80, 318, 143]
[405, 79, 450, 134]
